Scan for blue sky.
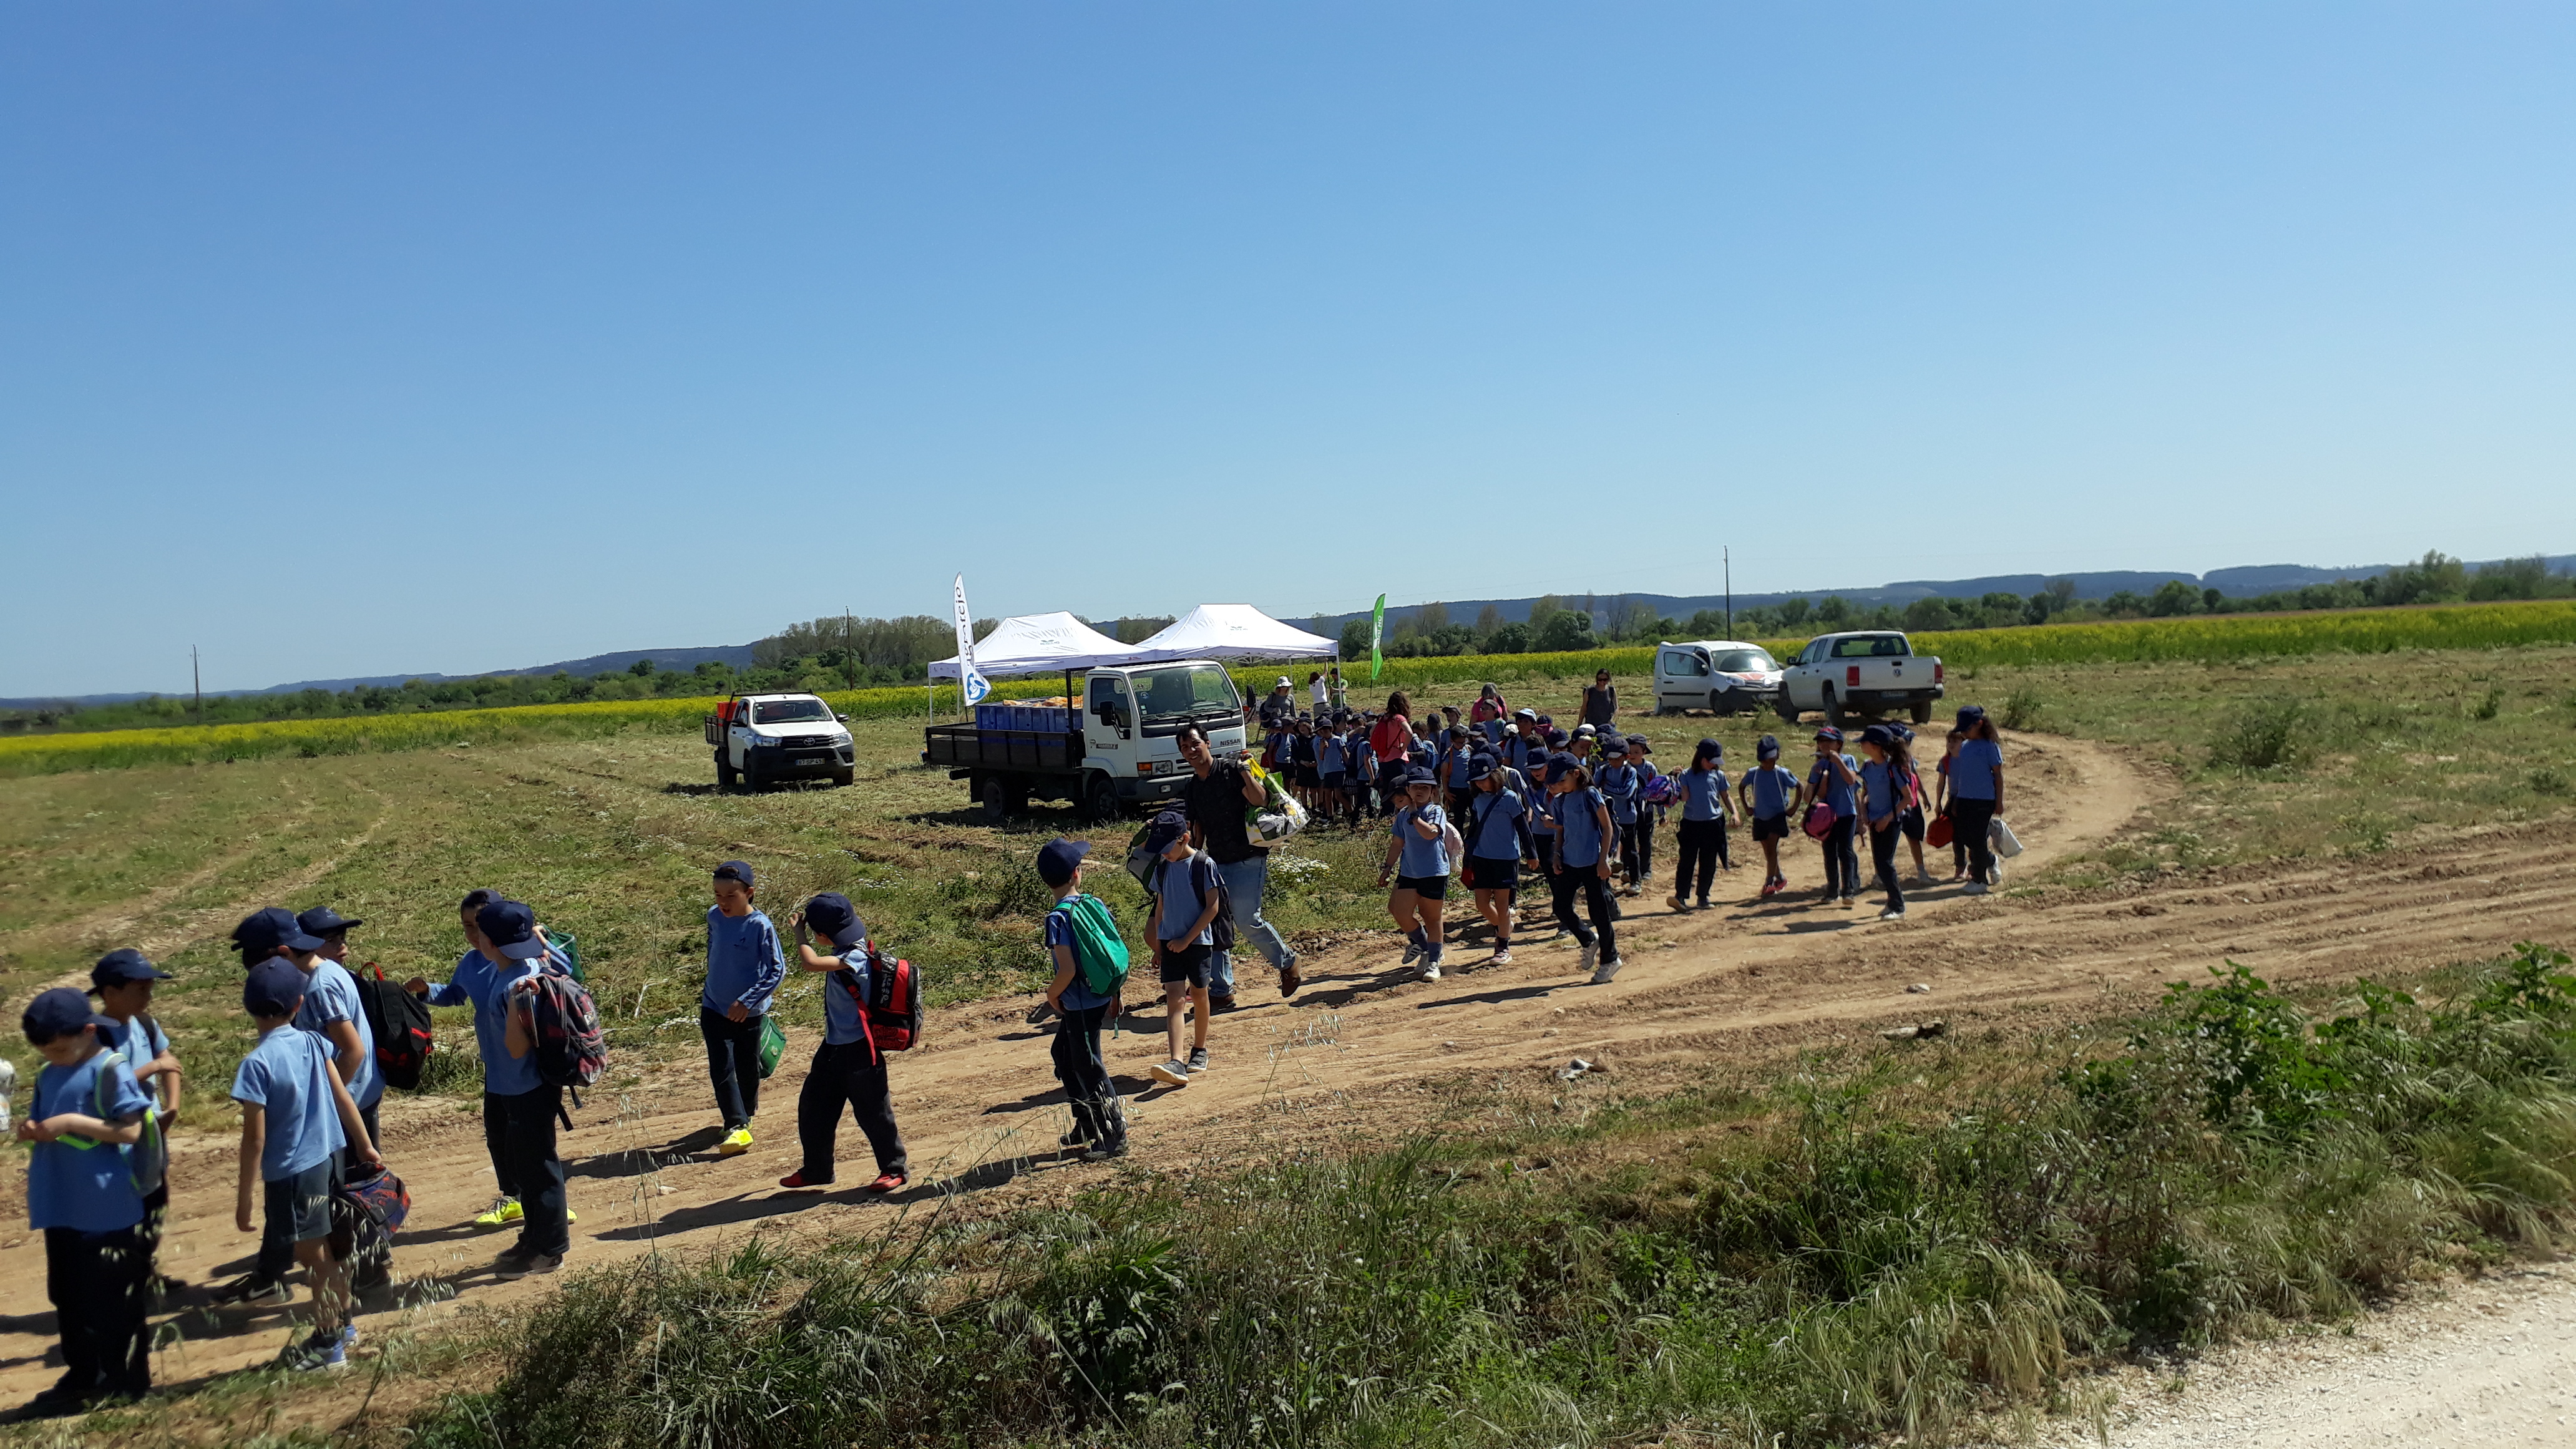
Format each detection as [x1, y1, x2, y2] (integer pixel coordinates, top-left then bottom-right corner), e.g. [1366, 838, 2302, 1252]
[4, 4, 2572, 694]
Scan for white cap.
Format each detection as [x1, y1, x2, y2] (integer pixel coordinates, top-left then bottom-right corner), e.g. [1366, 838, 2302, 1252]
[1277, 676, 1292, 686]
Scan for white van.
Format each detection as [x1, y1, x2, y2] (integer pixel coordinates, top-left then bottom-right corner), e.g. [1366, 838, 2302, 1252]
[1652, 640, 1785, 716]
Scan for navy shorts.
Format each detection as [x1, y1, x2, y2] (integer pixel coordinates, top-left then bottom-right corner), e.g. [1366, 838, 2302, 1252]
[1900, 806, 1926, 842]
[1320, 771, 1345, 789]
[1159, 942, 1212, 988]
[265, 1158, 336, 1244]
[1393, 872, 1450, 901]
[1465, 856, 1519, 892]
[1751, 812, 1790, 842]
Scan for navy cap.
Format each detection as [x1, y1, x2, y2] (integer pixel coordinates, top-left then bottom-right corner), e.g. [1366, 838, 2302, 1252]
[232, 906, 324, 962]
[1467, 754, 1498, 783]
[1955, 705, 1988, 729]
[242, 957, 309, 1018]
[476, 899, 547, 960]
[1604, 738, 1628, 756]
[713, 860, 756, 889]
[296, 906, 363, 937]
[1544, 728, 1569, 748]
[90, 949, 171, 988]
[23, 987, 118, 1042]
[1626, 734, 1651, 753]
[1546, 751, 1579, 779]
[1695, 738, 1723, 762]
[1860, 724, 1898, 747]
[803, 892, 865, 949]
[1036, 837, 1091, 887]
[1144, 810, 1190, 854]
[1756, 733, 1781, 759]
[1403, 767, 1435, 788]
[1813, 725, 1844, 744]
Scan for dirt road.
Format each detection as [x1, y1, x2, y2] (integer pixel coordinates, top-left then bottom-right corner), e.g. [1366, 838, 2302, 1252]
[5, 729, 2573, 1413]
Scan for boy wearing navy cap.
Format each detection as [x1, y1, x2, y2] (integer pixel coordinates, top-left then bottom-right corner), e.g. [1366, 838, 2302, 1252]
[776, 892, 909, 1194]
[89, 950, 181, 1294]
[232, 957, 381, 1371]
[1038, 838, 1128, 1159]
[404, 889, 568, 1233]
[14, 988, 156, 1417]
[702, 861, 784, 1158]
[481, 899, 574, 1279]
[207, 907, 329, 1307]
[291, 907, 383, 1174]
[1143, 812, 1224, 1088]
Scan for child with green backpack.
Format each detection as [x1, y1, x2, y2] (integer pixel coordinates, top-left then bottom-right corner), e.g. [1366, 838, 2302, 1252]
[1038, 838, 1129, 1160]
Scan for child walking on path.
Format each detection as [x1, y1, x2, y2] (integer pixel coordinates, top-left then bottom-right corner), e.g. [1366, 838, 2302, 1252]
[88, 950, 179, 1293]
[14, 988, 157, 1418]
[1934, 731, 1970, 881]
[1948, 706, 2009, 893]
[1857, 725, 1916, 920]
[484, 899, 572, 1279]
[1463, 754, 1536, 967]
[1739, 736, 1800, 898]
[702, 861, 784, 1156]
[1624, 735, 1661, 890]
[1037, 839, 1129, 1159]
[232, 959, 383, 1372]
[1541, 756, 1624, 983]
[1597, 740, 1642, 897]
[1669, 739, 1737, 910]
[778, 892, 909, 1194]
[1378, 768, 1453, 981]
[1145, 812, 1226, 1088]
[1799, 727, 1864, 908]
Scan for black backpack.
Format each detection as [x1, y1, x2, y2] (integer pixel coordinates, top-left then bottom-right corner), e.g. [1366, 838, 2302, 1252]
[354, 962, 436, 1091]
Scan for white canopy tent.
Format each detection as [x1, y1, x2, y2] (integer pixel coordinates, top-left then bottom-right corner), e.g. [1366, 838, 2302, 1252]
[1128, 604, 1339, 663]
[928, 612, 1143, 680]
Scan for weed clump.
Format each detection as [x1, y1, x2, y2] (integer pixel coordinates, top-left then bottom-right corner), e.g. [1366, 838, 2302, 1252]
[2209, 697, 2310, 771]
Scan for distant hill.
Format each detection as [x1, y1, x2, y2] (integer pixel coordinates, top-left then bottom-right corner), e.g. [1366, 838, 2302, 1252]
[3, 643, 759, 711]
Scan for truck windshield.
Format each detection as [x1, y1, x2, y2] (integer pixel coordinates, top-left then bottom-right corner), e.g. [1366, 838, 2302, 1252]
[1130, 665, 1241, 724]
[753, 698, 833, 724]
[1712, 648, 1778, 673]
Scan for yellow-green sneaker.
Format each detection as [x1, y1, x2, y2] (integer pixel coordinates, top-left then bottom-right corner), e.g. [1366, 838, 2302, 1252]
[718, 1126, 754, 1156]
[473, 1196, 522, 1229]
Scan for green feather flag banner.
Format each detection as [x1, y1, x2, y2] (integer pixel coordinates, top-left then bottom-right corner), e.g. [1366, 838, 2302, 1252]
[1369, 594, 1387, 680]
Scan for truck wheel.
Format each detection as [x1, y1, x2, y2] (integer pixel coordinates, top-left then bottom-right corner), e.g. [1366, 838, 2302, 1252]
[1081, 774, 1121, 823]
[1775, 696, 1803, 724]
[1823, 688, 1846, 729]
[716, 752, 739, 789]
[742, 758, 766, 791]
[1709, 691, 1729, 718]
[981, 775, 1026, 822]
[1911, 700, 1933, 725]
[833, 767, 856, 788]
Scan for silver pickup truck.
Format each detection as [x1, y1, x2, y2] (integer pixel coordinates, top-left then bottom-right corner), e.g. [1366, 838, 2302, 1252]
[1777, 631, 1945, 727]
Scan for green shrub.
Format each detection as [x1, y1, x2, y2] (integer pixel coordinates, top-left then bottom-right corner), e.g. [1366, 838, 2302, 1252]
[2209, 698, 2309, 771]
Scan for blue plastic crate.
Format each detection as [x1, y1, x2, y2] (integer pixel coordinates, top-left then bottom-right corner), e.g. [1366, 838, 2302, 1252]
[975, 703, 1012, 731]
[1028, 705, 1070, 733]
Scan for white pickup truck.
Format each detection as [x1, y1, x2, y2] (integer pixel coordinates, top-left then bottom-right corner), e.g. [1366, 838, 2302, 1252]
[1777, 631, 1945, 727]
[703, 693, 857, 789]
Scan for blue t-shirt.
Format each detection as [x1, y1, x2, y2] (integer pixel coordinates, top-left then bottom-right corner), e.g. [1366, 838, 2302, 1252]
[1809, 754, 1860, 819]
[477, 959, 549, 1096]
[102, 1015, 172, 1115]
[1445, 747, 1474, 788]
[1860, 759, 1913, 824]
[1393, 804, 1450, 877]
[232, 1025, 346, 1182]
[429, 948, 536, 1088]
[817, 942, 874, 1046]
[1043, 905, 1116, 1013]
[1552, 788, 1609, 869]
[1747, 764, 1798, 818]
[1467, 786, 1528, 859]
[297, 958, 383, 1109]
[1598, 763, 1639, 824]
[1154, 852, 1224, 945]
[27, 1047, 152, 1232]
[1317, 734, 1345, 774]
[704, 907, 785, 1015]
[1679, 767, 1729, 822]
[1952, 738, 2004, 801]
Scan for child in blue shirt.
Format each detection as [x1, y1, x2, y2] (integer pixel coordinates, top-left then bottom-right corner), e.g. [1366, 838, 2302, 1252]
[1377, 769, 1453, 981]
[1737, 734, 1802, 899]
[1798, 726, 1865, 907]
[778, 892, 910, 1194]
[1597, 741, 1642, 895]
[15, 988, 155, 1417]
[232, 959, 381, 1373]
[1857, 724, 1918, 920]
[1669, 739, 1740, 911]
[1035, 839, 1128, 1161]
[88, 949, 180, 1301]
[703, 860, 785, 1155]
[1145, 811, 1227, 1088]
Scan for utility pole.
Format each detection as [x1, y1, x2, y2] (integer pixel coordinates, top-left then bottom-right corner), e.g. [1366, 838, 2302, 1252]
[1724, 549, 1733, 637]
[192, 646, 203, 726]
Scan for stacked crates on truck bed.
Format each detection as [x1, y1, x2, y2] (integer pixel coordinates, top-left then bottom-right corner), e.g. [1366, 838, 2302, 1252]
[974, 702, 1075, 733]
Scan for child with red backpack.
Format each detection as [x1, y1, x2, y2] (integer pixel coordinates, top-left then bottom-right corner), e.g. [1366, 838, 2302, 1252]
[776, 893, 910, 1194]
[486, 900, 575, 1279]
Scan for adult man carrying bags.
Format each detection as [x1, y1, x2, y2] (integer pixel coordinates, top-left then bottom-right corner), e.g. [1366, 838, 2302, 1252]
[1176, 724, 1300, 1009]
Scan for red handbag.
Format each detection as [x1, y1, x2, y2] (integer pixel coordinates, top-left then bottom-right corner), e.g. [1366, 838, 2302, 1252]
[1926, 813, 1955, 848]
[1802, 801, 1837, 839]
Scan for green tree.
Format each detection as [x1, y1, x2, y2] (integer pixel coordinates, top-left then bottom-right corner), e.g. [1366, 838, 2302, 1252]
[2148, 580, 2202, 617]
[1904, 597, 1957, 632]
[1535, 609, 1595, 652]
[628, 658, 655, 676]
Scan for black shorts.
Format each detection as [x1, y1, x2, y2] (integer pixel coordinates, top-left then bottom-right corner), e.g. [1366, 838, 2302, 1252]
[265, 1158, 336, 1244]
[1320, 771, 1345, 789]
[1900, 806, 1926, 842]
[1464, 856, 1519, 892]
[1393, 873, 1450, 900]
[1296, 767, 1319, 789]
[1751, 812, 1789, 842]
[1158, 942, 1212, 988]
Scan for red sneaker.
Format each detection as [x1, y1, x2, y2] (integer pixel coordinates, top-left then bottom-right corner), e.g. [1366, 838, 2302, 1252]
[864, 1173, 907, 1194]
[778, 1171, 827, 1190]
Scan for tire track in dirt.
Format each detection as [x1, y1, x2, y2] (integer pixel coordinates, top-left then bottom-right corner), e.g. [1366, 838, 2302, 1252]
[7, 733, 2572, 1408]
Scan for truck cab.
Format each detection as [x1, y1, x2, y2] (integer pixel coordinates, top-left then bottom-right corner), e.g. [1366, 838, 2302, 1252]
[705, 693, 856, 789]
[922, 659, 1249, 821]
[1653, 640, 1785, 716]
[1777, 632, 1944, 728]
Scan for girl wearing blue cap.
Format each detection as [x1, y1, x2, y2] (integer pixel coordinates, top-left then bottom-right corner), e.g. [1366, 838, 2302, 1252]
[1798, 727, 1864, 908]
[1739, 736, 1801, 899]
[1667, 739, 1737, 911]
[1948, 706, 2008, 893]
[1857, 726, 1920, 920]
[1463, 754, 1537, 966]
[1539, 758, 1622, 982]
[1378, 770, 1453, 980]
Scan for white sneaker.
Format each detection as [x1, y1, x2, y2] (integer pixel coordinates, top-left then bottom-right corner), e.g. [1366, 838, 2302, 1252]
[1879, 907, 1907, 921]
[1963, 881, 1989, 895]
[1419, 962, 1442, 982]
[1577, 942, 1598, 975]
[1589, 957, 1624, 985]
[1988, 863, 2004, 884]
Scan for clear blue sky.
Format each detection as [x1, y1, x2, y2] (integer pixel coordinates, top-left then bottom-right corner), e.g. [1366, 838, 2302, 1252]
[5, 4, 2572, 695]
